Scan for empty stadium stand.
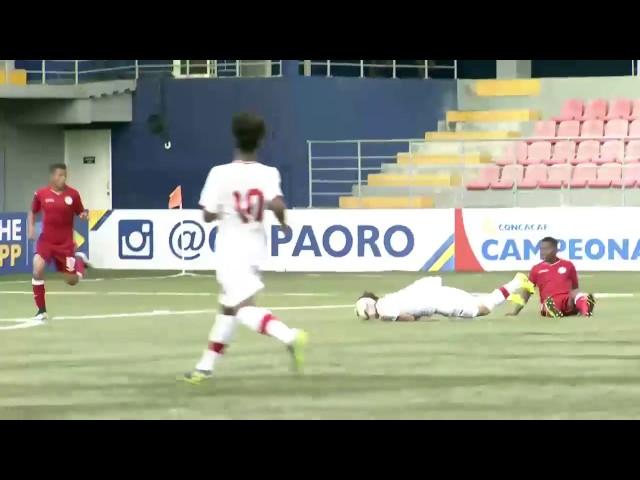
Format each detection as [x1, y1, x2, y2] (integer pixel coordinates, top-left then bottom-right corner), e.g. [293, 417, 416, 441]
[338, 89, 640, 209]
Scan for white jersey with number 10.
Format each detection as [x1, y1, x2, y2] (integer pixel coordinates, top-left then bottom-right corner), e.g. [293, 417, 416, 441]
[199, 160, 283, 264]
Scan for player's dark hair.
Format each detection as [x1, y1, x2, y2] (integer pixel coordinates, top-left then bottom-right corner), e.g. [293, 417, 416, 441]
[232, 112, 266, 153]
[541, 236, 558, 248]
[49, 163, 67, 173]
[360, 291, 379, 302]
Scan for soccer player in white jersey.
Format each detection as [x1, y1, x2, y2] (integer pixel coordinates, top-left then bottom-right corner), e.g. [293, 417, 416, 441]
[355, 273, 535, 322]
[183, 113, 308, 384]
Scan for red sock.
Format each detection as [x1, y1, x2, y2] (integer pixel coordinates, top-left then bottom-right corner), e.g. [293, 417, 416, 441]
[75, 256, 86, 278]
[32, 279, 46, 312]
[208, 341, 226, 354]
[575, 295, 589, 315]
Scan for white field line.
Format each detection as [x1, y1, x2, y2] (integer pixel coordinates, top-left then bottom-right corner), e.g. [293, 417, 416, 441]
[304, 273, 384, 277]
[0, 304, 354, 326]
[0, 274, 207, 285]
[1, 289, 633, 299]
[0, 272, 603, 284]
[0, 291, 335, 297]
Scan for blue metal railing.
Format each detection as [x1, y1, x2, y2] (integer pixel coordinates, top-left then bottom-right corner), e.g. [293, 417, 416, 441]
[11, 60, 282, 85]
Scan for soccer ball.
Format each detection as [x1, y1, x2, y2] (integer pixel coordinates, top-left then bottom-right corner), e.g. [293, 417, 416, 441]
[355, 297, 376, 320]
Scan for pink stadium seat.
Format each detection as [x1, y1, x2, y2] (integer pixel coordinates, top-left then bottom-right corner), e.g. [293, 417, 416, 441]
[490, 164, 524, 190]
[604, 119, 629, 139]
[590, 163, 621, 188]
[612, 163, 640, 188]
[553, 99, 584, 121]
[631, 100, 640, 120]
[517, 164, 547, 189]
[580, 119, 604, 138]
[521, 141, 552, 165]
[624, 140, 640, 163]
[495, 141, 527, 166]
[532, 121, 557, 138]
[605, 99, 632, 120]
[573, 140, 600, 165]
[466, 165, 501, 190]
[596, 140, 625, 165]
[629, 119, 640, 137]
[570, 163, 597, 188]
[579, 99, 608, 120]
[557, 120, 580, 138]
[547, 140, 576, 165]
[540, 164, 572, 189]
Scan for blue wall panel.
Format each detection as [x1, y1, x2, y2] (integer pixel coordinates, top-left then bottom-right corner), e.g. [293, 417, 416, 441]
[111, 76, 457, 208]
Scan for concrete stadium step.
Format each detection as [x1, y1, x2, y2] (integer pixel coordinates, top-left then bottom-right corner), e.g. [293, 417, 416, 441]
[0, 69, 27, 86]
[425, 131, 521, 141]
[458, 96, 546, 113]
[339, 196, 434, 209]
[354, 185, 457, 196]
[454, 122, 533, 136]
[397, 152, 491, 165]
[367, 173, 461, 187]
[436, 119, 530, 133]
[351, 185, 467, 209]
[473, 79, 541, 97]
[381, 164, 487, 177]
[457, 79, 544, 111]
[446, 109, 540, 123]
[413, 140, 515, 157]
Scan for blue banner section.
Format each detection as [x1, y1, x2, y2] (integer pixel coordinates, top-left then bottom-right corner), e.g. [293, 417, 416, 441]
[0, 213, 89, 275]
[0, 213, 29, 274]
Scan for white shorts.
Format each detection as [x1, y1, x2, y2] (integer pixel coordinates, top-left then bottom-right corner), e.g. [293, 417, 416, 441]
[216, 262, 265, 308]
[432, 286, 480, 318]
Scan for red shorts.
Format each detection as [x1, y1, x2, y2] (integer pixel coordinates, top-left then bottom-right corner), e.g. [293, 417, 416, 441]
[36, 240, 77, 274]
[540, 293, 578, 317]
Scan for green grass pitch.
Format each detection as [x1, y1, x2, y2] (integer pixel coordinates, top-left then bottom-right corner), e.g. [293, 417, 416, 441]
[1, 270, 640, 419]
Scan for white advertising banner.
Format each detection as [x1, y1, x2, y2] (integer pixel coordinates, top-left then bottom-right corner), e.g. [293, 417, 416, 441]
[89, 209, 455, 272]
[457, 207, 640, 272]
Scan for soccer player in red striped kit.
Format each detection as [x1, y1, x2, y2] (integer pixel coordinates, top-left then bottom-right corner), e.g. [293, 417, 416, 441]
[508, 236, 595, 318]
[28, 164, 89, 321]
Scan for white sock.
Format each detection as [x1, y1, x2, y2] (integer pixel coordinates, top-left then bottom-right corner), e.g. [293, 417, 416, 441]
[480, 289, 509, 312]
[237, 306, 296, 345]
[195, 314, 237, 372]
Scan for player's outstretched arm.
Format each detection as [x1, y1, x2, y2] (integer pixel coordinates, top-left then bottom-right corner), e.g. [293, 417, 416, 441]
[506, 289, 531, 316]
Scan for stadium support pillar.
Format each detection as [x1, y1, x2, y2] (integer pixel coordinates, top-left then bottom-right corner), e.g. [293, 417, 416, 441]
[496, 60, 531, 79]
[282, 60, 299, 77]
[0, 60, 14, 73]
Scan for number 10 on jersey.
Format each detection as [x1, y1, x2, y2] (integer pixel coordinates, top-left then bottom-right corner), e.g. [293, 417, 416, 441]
[233, 189, 265, 223]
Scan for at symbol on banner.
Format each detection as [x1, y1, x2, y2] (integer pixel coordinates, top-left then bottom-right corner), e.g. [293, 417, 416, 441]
[169, 221, 205, 260]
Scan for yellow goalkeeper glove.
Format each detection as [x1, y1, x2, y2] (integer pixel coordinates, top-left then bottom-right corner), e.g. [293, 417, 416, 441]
[508, 293, 526, 307]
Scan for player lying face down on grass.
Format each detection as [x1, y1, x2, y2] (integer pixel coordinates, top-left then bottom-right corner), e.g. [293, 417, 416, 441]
[355, 273, 534, 322]
[27, 164, 90, 322]
[183, 113, 307, 384]
[506, 236, 595, 318]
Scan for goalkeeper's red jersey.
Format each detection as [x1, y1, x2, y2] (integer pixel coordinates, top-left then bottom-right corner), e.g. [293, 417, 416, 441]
[528, 258, 579, 303]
